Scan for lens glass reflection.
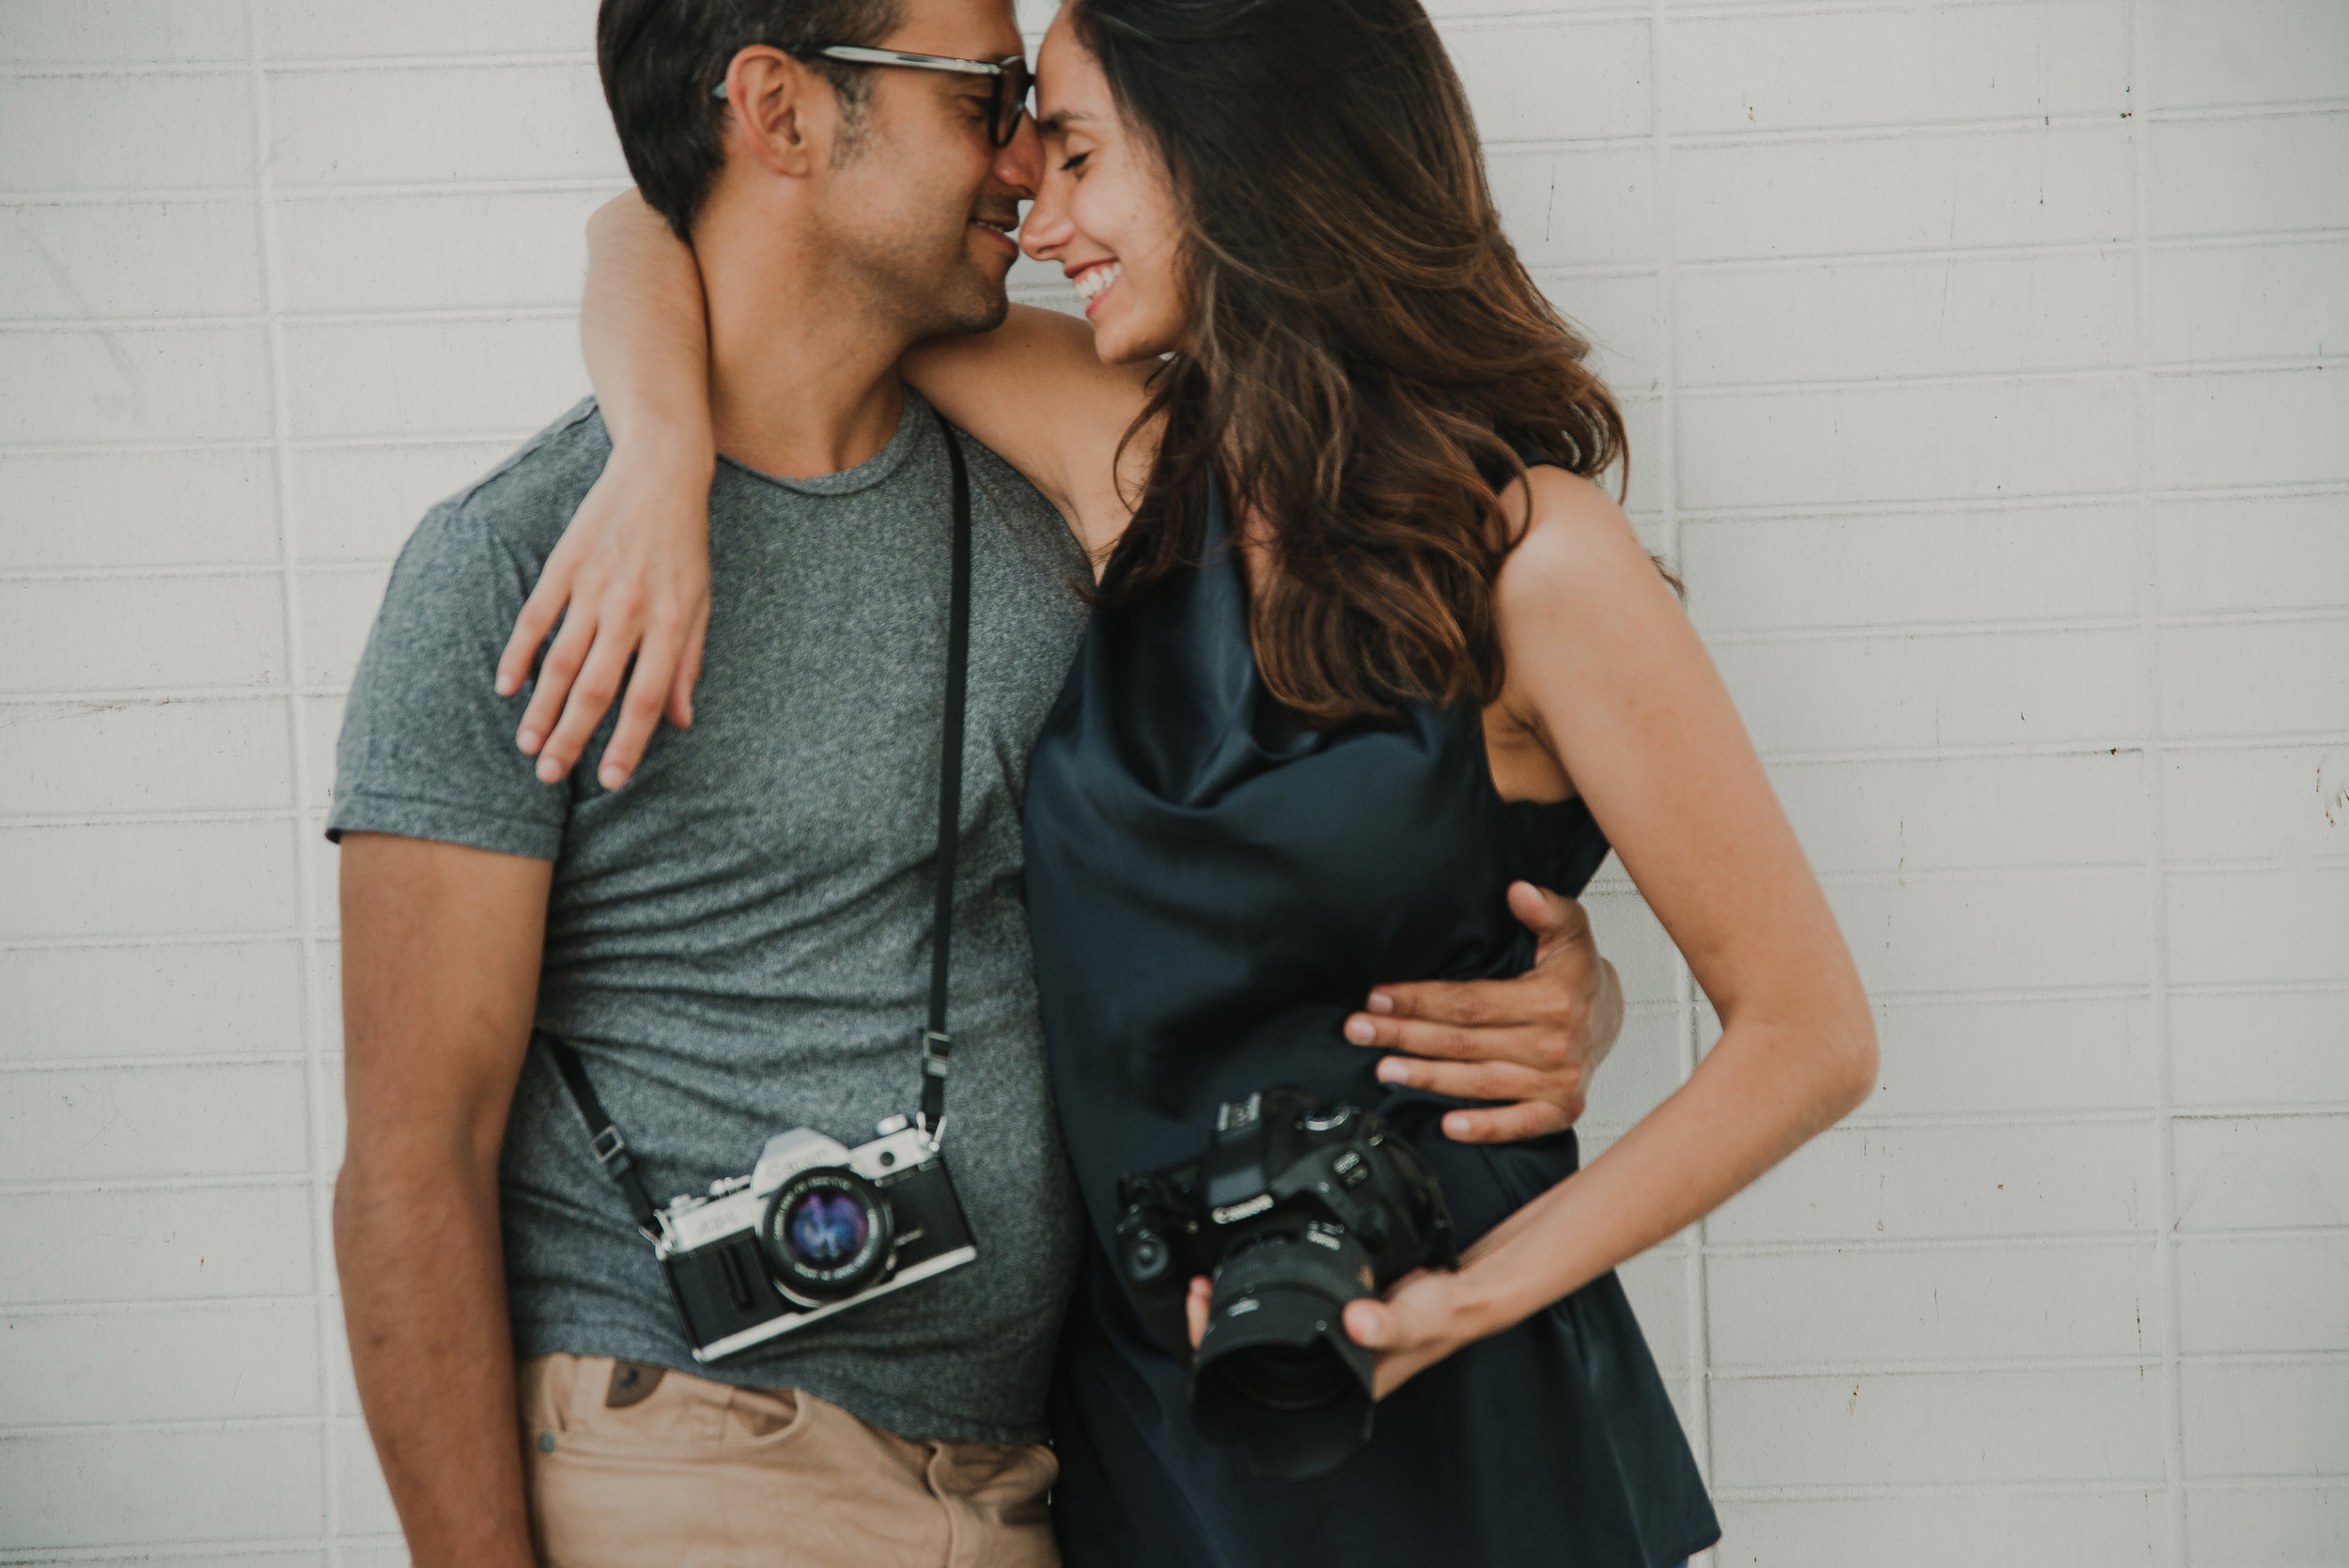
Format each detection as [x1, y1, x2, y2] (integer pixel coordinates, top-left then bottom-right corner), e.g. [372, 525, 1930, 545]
[786, 1189, 870, 1265]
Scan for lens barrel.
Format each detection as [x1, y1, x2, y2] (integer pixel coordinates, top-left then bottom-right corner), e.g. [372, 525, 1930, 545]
[1190, 1232, 1378, 1480]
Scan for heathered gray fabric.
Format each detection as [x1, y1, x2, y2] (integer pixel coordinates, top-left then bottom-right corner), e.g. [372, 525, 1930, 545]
[329, 390, 1090, 1443]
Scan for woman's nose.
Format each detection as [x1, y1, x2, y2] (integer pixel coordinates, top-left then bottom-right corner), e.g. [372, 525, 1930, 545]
[1021, 174, 1073, 260]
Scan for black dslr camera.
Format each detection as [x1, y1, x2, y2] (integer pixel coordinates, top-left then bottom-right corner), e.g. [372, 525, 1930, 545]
[1114, 1088, 1457, 1480]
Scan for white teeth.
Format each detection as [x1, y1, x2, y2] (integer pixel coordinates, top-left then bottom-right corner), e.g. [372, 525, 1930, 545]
[1072, 262, 1122, 303]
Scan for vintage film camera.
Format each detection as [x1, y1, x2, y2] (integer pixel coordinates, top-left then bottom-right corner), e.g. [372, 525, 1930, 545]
[1114, 1087, 1458, 1479]
[647, 1116, 976, 1362]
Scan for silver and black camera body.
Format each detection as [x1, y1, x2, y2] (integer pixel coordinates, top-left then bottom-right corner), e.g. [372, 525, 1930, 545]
[652, 1114, 977, 1364]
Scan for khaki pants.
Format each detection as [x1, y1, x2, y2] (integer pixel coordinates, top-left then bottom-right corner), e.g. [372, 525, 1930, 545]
[520, 1354, 1059, 1568]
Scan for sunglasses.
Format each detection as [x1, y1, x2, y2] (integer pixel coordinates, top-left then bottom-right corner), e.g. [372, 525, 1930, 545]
[712, 46, 1034, 148]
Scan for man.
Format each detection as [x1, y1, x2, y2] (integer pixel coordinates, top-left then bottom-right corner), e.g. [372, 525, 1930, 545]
[330, 0, 1624, 1563]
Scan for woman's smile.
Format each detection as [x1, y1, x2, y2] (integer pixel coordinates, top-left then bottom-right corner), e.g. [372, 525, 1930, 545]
[1070, 259, 1123, 314]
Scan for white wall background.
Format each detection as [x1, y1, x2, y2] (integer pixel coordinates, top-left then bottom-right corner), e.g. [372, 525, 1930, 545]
[1, 0, 2343, 1562]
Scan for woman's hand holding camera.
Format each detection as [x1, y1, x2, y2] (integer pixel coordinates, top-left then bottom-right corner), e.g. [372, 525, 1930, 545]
[1180, 1259, 1512, 1401]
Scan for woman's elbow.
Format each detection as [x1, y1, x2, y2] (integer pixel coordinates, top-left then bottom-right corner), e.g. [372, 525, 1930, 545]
[1821, 1002, 1879, 1122]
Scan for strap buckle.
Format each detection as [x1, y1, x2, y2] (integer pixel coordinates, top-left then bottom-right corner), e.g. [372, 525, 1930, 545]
[921, 1030, 952, 1079]
[589, 1126, 629, 1166]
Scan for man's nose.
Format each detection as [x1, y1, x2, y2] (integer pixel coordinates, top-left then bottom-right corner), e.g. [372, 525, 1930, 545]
[994, 114, 1042, 202]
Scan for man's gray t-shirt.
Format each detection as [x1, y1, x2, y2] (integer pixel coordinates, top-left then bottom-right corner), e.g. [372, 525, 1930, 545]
[329, 391, 1090, 1443]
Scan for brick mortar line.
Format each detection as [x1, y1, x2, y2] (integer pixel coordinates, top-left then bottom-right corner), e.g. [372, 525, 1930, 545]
[1702, 1477, 2346, 1503]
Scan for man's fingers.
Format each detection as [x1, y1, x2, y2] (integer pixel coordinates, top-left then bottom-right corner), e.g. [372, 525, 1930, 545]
[1373, 1054, 1562, 1105]
[1361, 976, 1515, 1029]
[535, 632, 634, 784]
[1185, 1275, 1211, 1351]
[1509, 879, 1588, 942]
[516, 607, 598, 757]
[595, 624, 684, 788]
[1439, 1099, 1574, 1144]
[1347, 1012, 1566, 1068]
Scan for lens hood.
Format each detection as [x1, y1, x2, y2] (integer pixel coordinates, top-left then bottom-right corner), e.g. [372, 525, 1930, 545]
[1191, 1233, 1379, 1479]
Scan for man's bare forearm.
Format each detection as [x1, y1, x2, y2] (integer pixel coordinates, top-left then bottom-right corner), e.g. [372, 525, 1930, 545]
[335, 833, 552, 1567]
[335, 1144, 533, 1567]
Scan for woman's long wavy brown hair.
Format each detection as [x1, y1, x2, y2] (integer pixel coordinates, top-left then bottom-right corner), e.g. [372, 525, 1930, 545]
[1073, 0, 1627, 727]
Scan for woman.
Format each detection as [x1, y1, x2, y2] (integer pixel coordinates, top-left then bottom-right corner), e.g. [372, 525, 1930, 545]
[506, 0, 1875, 1561]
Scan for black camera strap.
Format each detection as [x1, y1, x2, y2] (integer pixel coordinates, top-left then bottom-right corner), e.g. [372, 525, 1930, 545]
[540, 408, 975, 1221]
[537, 1025, 661, 1237]
[922, 408, 973, 1138]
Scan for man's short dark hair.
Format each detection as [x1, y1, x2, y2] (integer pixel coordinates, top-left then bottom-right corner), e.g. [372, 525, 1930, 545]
[598, 0, 903, 241]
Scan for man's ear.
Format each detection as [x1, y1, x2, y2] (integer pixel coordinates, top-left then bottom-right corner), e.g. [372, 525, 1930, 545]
[717, 46, 841, 179]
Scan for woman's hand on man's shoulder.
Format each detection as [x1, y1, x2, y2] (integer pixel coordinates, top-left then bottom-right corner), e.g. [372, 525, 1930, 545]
[495, 441, 714, 791]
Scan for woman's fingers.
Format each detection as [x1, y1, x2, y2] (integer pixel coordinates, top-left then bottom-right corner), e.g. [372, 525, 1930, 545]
[1185, 1275, 1212, 1351]
[535, 625, 640, 784]
[1348, 1269, 1465, 1400]
[664, 610, 708, 730]
[597, 618, 687, 788]
[517, 603, 599, 764]
[502, 446, 713, 778]
[497, 543, 576, 701]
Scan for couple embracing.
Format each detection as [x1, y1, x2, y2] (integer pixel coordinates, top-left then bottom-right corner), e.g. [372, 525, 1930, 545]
[330, 0, 1874, 1563]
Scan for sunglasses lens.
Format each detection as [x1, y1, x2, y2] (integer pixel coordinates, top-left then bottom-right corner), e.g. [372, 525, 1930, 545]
[993, 61, 1033, 145]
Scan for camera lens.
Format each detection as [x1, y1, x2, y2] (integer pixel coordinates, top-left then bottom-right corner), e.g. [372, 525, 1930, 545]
[1205, 1341, 1355, 1412]
[759, 1168, 893, 1303]
[786, 1188, 868, 1265]
[1189, 1232, 1380, 1480]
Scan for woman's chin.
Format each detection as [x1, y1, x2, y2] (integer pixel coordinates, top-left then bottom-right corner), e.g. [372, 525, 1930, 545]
[1089, 315, 1181, 366]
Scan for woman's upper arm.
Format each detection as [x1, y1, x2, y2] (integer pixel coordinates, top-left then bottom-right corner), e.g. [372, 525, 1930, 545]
[1494, 469, 1868, 1041]
[901, 304, 1155, 556]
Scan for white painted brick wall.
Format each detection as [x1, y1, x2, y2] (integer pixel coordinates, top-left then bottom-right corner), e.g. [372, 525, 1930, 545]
[1, 0, 2341, 1561]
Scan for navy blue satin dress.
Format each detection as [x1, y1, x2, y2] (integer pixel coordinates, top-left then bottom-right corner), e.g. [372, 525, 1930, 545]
[1020, 469, 1720, 1568]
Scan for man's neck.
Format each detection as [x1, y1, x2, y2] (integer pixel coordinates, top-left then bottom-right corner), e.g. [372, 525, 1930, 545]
[698, 208, 915, 481]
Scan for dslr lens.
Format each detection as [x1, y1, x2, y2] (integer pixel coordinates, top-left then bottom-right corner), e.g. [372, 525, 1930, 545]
[1189, 1233, 1381, 1480]
[1204, 1341, 1355, 1413]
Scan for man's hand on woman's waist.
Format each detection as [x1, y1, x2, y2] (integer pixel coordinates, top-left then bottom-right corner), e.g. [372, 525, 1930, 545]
[1343, 879, 1624, 1143]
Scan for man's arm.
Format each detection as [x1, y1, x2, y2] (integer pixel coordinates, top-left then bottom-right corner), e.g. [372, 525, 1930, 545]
[334, 833, 553, 1568]
[1346, 881, 1625, 1142]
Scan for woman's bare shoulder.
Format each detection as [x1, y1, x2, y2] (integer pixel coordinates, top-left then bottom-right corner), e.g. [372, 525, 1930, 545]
[1492, 464, 1657, 617]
